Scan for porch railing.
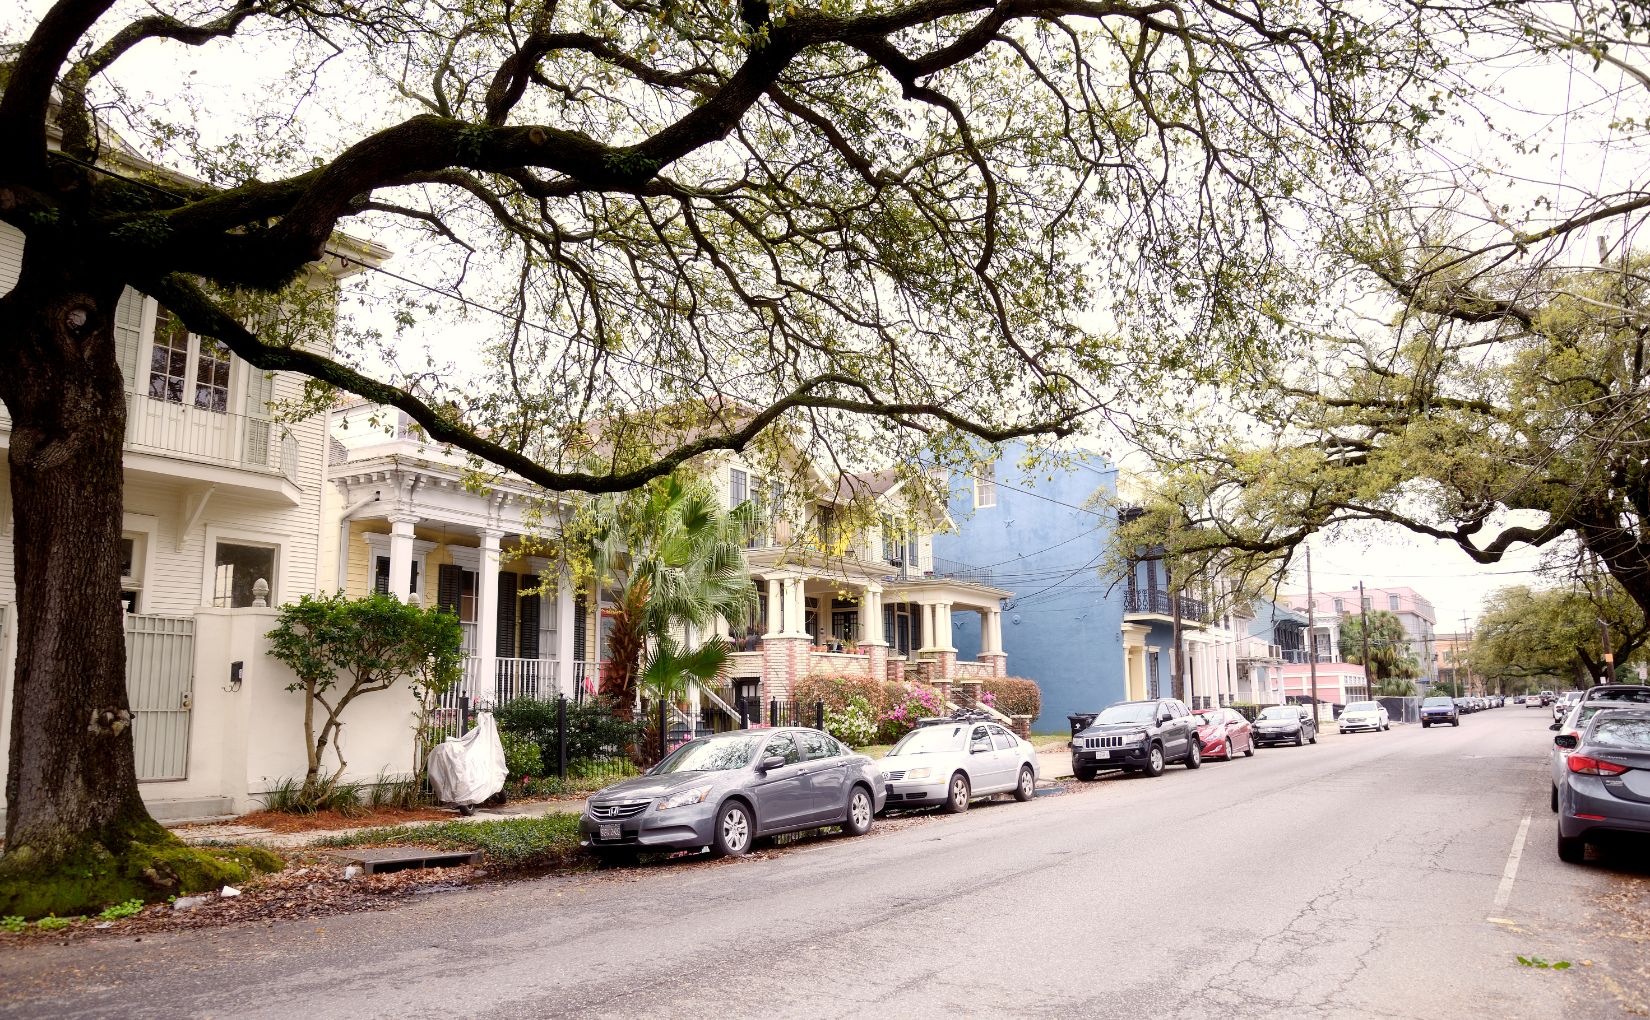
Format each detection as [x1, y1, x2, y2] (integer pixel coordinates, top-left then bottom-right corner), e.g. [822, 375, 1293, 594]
[1122, 590, 1209, 623]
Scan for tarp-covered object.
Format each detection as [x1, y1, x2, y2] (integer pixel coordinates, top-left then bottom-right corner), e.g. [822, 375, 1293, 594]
[427, 712, 508, 806]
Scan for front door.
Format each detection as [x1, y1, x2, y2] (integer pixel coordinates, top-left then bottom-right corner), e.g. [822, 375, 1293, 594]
[749, 732, 811, 832]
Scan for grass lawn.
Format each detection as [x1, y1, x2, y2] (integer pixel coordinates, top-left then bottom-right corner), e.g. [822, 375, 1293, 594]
[315, 813, 586, 870]
[1029, 731, 1071, 750]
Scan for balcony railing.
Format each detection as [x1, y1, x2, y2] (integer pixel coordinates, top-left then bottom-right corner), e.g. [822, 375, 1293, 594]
[2, 390, 300, 483]
[1123, 590, 1209, 623]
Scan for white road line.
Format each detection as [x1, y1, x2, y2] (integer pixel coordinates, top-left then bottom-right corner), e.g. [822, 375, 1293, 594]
[1492, 814, 1532, 912]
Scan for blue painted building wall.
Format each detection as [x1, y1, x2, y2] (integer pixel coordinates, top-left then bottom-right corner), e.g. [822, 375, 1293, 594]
[933, 444, 1126, 730]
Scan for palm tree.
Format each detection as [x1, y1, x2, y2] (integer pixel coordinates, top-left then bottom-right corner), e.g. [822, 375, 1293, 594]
[584, 474, 757, 713]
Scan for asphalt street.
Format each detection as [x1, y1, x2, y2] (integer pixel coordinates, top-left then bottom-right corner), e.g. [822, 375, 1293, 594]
[3, 708, 1647, 1019]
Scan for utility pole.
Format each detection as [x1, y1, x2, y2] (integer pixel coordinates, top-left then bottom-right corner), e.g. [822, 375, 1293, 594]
[1592, 551, 1615, 686]
[1359, 580, 1372, 700]
[1460, 612, 1474, 697]
[1171, 561, 1185, 704]
[1305, 545, 1319, 721]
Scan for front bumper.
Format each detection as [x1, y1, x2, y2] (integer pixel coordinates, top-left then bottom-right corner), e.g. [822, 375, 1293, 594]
[1421, 713, 1456, 724]
[1339, 720, 1379, 732]
[579, 800, 718, 852]
[1072, 744, 1148, 769]
[1253, 728, 1301, 744]
[882, 777, 950, 807]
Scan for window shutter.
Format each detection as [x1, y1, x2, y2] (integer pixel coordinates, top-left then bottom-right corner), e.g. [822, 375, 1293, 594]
[113, 288, 144, 384]
[496, 571, 518, 657]
[911, 606, 923, 649]
[242, 367, 277, 465]
[573, 592, 588, 661]
[883, 605, 894, 646]
[436, 564, 462, 614]
[373, 556, 389, 594]
[518, 592, 541, 659]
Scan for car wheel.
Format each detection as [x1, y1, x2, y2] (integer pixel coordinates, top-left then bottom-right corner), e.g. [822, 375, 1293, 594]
[1309, 732, 1317, 744]
[1295, 732, 1305, 747]
[943, 772, 971, 813]
[1422, 721, 1431, 728]
[1223, 739, 1233, 760]
[1551, 785, 1559, 813]
[844, 786, 874, 837]
[1452, 720, 1460, 727]
[1243, 738, 1254, 758]
[1075, 766, 1097, 782]
[1014, 765, 1036, 802]
[1185, 740, 1202, 770]
[1557, 832, 1586, 864]
[1144, 743, 1166, 777]
[712, 801, 754, 858]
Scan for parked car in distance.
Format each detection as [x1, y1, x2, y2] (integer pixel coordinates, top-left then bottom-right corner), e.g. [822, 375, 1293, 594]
[880, 717, 1039, 813]
[1554, 709, 1650, 863]
[1421, 696, 1460, 727]
[1252, 704, 1317, 747]
[1191, 707, 1255, 760]
[1071, 698, 1200, 779]
[1550, 701, 1639, 812]
[580, 727, 885, 862]
[1553, 690, 1584, 723]
[1339, 700, 1391, 733]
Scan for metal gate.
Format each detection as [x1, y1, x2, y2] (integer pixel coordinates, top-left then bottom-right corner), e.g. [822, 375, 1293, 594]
[125, 614, 195, 781]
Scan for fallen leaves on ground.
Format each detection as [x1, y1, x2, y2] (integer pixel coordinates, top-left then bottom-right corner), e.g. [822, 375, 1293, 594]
[189, 805, 461, 834]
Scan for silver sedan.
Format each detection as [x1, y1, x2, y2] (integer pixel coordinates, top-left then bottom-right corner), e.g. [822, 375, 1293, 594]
[879, 719, 1040, 813]
[580, 728, 887, 861]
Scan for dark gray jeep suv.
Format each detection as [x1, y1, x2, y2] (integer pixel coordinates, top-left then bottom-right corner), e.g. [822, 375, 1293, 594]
[1071, 698, 1200, 780]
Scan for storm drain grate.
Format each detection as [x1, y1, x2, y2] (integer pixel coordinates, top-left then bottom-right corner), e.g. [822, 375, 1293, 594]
[330, 847, 483, 875]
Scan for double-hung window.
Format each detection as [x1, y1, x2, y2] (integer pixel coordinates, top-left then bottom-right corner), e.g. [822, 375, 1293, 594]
[148, 306, 231, 413]
[973, 460, 997, 508]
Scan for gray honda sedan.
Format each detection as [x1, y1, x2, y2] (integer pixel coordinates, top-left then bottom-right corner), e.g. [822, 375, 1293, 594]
[580, 727, 887, 862]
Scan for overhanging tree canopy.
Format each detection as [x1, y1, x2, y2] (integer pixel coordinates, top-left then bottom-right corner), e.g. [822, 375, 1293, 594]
[0, 0, 1435, 913]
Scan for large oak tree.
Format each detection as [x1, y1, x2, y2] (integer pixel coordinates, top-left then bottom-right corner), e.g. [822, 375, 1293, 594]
[1, 0, 1430, 911]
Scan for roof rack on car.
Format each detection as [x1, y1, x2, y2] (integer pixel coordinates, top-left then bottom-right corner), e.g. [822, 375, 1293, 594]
[916, 708, 996, 727]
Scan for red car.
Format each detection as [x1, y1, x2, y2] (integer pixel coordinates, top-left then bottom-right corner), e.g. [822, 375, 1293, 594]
[1191, 708, 1255, 760]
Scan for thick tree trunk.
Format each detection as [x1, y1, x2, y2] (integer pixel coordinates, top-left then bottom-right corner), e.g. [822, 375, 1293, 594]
[0, 242, 262, 916]
[0, 251, 150, 854]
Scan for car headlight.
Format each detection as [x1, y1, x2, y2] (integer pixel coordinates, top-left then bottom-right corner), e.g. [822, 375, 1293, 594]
[905, 767, 933, 781]
[656, 785, 713, 811]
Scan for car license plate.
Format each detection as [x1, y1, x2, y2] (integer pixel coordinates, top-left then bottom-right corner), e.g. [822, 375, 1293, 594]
[1092, 749, 1109, 760]
[599, 823, 620, 841]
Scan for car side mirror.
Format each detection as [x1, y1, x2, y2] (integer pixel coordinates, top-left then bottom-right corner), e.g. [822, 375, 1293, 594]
[1554, 734, 1579, 750]
[759, 754, 786, 771]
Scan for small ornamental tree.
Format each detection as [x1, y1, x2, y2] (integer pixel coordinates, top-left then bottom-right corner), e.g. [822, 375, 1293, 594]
[267, 593, 463, 810]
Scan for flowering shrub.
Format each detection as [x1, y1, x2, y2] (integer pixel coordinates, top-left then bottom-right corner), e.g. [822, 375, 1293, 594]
[980, 690, 997, 709]
[878, 681, 945, 742]
[795, 673, 889, 714]
[825, 695, 880, 748]
[981, 677, 1041, 718]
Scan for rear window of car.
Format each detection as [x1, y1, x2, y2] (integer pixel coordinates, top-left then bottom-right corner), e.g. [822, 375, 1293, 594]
[1590, 688, 1650, 704]
[1589, 716, 1650, 749]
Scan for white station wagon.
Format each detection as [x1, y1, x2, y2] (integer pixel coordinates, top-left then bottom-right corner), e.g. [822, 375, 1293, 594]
[879, 718, 1040, 813]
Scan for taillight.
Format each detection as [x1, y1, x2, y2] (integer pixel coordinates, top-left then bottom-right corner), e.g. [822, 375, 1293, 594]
[1568, 754, 1629, 776]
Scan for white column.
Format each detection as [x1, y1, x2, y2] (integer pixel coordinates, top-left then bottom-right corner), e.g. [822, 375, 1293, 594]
[765, 579, 783, 637]
[555, 566, 577, 695]
[861, 586, 885, 645]
[387, 515, 418, 601]
[784, 579, 806, 636]
[477, 530, 502, 699]
[918, 603, 934, 651]
[991, 610, 1003, 653]
[938, 601, 954, 650]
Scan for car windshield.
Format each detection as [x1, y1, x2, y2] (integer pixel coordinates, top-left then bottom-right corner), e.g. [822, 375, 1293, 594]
[888, 725, 967, 755]
[1588, 716, 1650, 749]
[1191, 712, 1218, 727]
[1422, 697, 1453, 707]
[1345, 702, 1377, 713]
[1590, 687, 1650, 704]
[1257, 707, 1296, 721]
[1095, 703, 1158, 724]
[652, 735, 763, 774]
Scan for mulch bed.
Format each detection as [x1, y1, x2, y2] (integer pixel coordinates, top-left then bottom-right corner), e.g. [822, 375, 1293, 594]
[220, 806, 459, 833]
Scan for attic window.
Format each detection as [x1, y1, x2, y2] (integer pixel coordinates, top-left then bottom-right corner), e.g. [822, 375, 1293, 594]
[973, 461, 997, 509]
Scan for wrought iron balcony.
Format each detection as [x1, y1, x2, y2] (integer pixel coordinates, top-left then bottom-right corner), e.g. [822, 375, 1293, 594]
[1123, 590, 1209, 623]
